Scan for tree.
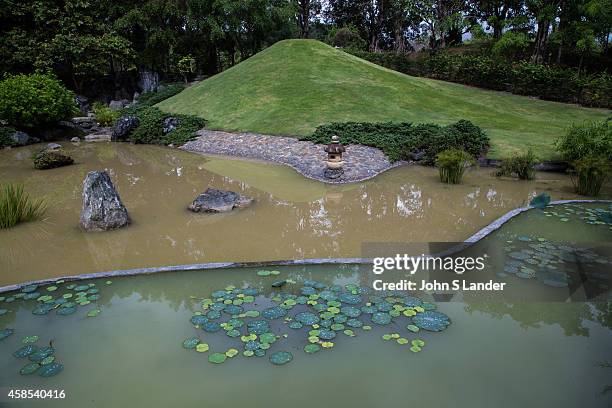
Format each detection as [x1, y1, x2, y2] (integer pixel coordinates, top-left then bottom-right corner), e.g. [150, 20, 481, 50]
[527, 0, 561, 63]
[472, 0, 524, 39]
[296, 0, 322, 38]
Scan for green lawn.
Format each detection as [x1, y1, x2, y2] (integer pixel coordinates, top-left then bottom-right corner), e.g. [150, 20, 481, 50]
[157, 39, 610, 159]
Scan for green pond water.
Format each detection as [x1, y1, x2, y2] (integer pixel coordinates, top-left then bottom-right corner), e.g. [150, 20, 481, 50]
[0, 204, 610, 407]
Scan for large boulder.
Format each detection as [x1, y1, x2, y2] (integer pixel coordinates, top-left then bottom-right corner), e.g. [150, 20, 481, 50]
[163, 117, 180, 134]
[80, 171, 130, 231]
[108, 99, 130, 111]
[10, 130, 40, 146]
[33, 149, 74, 170]
[188, 188, 253, 213]
[112, 115, 140, 141]
[138, 69, 159, 93]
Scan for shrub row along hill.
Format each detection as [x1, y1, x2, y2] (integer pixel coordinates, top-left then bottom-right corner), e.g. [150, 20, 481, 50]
[351, 51, 612, 109]
[301, 120, 489, 164]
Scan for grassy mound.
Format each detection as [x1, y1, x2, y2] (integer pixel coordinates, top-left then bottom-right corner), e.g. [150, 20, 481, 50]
[157, 39, 609, 159]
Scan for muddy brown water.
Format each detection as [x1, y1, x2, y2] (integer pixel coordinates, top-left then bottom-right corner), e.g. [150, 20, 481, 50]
[0, 142, 610, 286]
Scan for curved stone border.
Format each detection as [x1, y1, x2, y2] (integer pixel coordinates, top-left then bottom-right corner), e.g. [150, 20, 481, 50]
[1, 199, 610, 294]
[181, 129, 406, 184]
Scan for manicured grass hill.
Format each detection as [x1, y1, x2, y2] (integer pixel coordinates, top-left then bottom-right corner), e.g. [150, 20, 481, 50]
[157, 39, 609, 159]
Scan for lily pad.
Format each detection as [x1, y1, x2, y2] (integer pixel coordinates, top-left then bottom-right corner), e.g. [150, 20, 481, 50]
[40, 356, 55, 365]
[208, 352, 227, 364]
[86, 309, 101, 317]
[201, 322, 221, 333]
[225, 348, 239, 358]
[269, 351, 293, 365]
[196, 343, 210, 353]
[412, 311, 451, 332]
[372, 312, 392, 325]
[20, 362, 40, 375]
[28, 346, 54, 362]
[0, 328, 14, 341]
[38, 362, 63, 377]
[318, 329, 336, 340]
[304, 344, 321, 354]
[14, 344, 38, 358]
[22, 335, 39, 344]
[182, 337, 200, 349]
[294, 311, 320, 325]
[262, 306, 287, 320]
[406, 324, 420, 333]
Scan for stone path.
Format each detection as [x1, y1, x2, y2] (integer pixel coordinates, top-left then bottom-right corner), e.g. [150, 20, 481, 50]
[181, 129, 404, 183]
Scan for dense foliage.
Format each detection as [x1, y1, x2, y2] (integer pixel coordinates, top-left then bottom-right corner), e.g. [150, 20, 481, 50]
[497, 150, 537, 180]
[350, 51, 612, 108]
[571, 155, 610, 196]
[128, 107, 207, 146]
[302, 120, 489, 163]
[127, 84, 186, 111]
[0, 74, 77, 128]
[436, 148, 474, 184]
[92, 102, 119, 127]
[555, 119, 612, 161]
[0, 126, 17, 149]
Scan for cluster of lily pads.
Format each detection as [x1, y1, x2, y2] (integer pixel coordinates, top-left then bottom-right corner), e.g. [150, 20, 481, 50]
[183, 270, 451, 366]
[502, 235, 610, 288]
[7, 334, 63, 377]
[541, 204, 612, 229]
[0, 279, 108, 318]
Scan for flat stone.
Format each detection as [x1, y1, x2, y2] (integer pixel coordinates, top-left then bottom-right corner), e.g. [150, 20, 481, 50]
[188, 188, 253, 213]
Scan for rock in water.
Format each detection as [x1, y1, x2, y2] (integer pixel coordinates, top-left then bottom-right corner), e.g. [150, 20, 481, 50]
[80, 171, 130, 231]
[112, 116, 140, 141]
[33, 149, 74, 170]
[188, 188, 253, 213]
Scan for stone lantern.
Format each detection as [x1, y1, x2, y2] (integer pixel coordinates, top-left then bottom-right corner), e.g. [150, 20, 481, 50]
[324, 135, 346, 179]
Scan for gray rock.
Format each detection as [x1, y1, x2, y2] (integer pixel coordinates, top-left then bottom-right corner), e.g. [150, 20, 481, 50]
[133, 91, 140, 101]
[188, 188, 253, 213]
[33, 149, 73, 170]
[108, 99, 130, 111]
[323, 168, 344, 180]
[112, 115, 140, 141]
[75, 95, 89, 114]
[10, 131, 40, 146]
[80, 171, 130, 231]
[163, 117, 180, 134]
[70, 137, 80, 143]
[85, 132, 111, 142]
[45, 143, 62, 150]
[138, 69, 159, 93]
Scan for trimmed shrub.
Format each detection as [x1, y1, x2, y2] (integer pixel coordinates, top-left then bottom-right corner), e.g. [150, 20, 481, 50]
[129, 107, 206, 146]
[436, 148, 474, 184]
[571, 155, 610, 196]
[33, 149, 74, 170]
[92, 102, 119, 126]
[0, 183, 46, 229]
[0, 74, 77, 128]
[555, 119, 612, 162]
[497, 150, 537, 180]
[303, 120, 489, 164]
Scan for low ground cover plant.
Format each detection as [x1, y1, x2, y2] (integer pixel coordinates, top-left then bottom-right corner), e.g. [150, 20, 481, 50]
[303, 120, 489, 164]
[0, 183, 46, 229]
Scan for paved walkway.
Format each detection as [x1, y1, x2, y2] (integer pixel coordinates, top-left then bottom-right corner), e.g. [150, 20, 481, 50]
[181, 129, 404, 184]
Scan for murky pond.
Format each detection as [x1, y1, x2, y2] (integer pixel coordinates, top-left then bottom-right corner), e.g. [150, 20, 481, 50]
[0, 263, 610, 408]
[1, 142, 610, 285]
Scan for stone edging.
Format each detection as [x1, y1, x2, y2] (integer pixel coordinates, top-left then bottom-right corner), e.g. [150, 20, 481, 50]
[181, 129, 406, 184]
[0, 199, 610, 294]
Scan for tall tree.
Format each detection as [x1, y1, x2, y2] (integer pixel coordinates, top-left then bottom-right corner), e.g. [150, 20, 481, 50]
[296, 0, 321, 38]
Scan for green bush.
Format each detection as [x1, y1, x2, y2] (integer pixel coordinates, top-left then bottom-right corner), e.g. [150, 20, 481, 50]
[555, 119, 612, 162]
[0, 126, 17, 148]
[0, 73, 77, 128]
[497, 149, 537, 180]
[491, 32, 530, 61]
[303, 120, 489, 164]
[0, 183, 46, 229]
[571, 155, 610, 196]
[126, 84, 185, 113]
[348, 50, 612, 108]
[436, 148, 474, 184]
[129, 107, 206, 146]
[92, 102, 119, 126]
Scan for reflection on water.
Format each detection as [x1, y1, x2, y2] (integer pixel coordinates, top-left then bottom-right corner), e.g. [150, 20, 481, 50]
[0, 265, 610, 407]
[0, 142, 610, 285]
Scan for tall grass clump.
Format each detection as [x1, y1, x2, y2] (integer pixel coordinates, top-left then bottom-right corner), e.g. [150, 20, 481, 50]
[496, 149, 537, 180]
[92, 102, 120, 126]
[436, 148, 474, 184]
[0, 184, 47, 229]
[571, 155, 610, 196]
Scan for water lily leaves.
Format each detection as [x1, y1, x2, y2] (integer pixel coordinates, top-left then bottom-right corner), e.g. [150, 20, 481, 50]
[412, 311, 451, 332]
[243, 310, 260, 318]
[260, 342, 271, 350]
[410, 346, 422, 353]
[29, 347, 54, 362]
[191, 315, 208, 326]
[247, 320, 270, 335]
[372, 312, 392, 325]
[243, 350, 254, 357]
[318, 329, 336, 340]
[22, 335, 39, 344]
[269, 351, 293, 365]
[338, 293, 361, 305]
[262, 306, 287, 320]
[330, 323, 344, 331]
[257, 270, 271, 277]
[272, 280, 286, 288]
[37, 295, 53, 302]
[245, 340, 260, 351]
[343, 329, 355, 337]
[224, 304, 243, 315]
[182, 337, 200, 349]
[254, 348, 266, 357]
[22, 285, 38, 293]
[46, 286, 58, 292]
[20, 362, 40, 375]
[73, 285, 89, 292]
[56, 306, 76, 316]
[341, 306, 361, 318]
[258, 332, 276, 344]
[40, 356, 55, 365]
[38, 361, 63, 377]
[382, 334, 392, 341]
[300, 286, 317, 296]
[14, 344, 38, 358]
[304, 344, 321, 354]
[225, 348, 239, 358]
[87, 309, 101, 317]
[208, 353, 227, 364]
[397, 338, 409, 345]
[362, 325, 372, 331]
[202, 322, 221, 333]
[32, 303, 55, 316]
[294, 311, 320, 326]
[406, 324, 420, 333]
[403, 309, 417, 317]
[288, 321, 303, 329]
[1, 328, 14, 341]
[412, 339, 425, 347]
[320, 341, 334, 348]
[206, 310, 222, 320]
[23, 292, 41, 300]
